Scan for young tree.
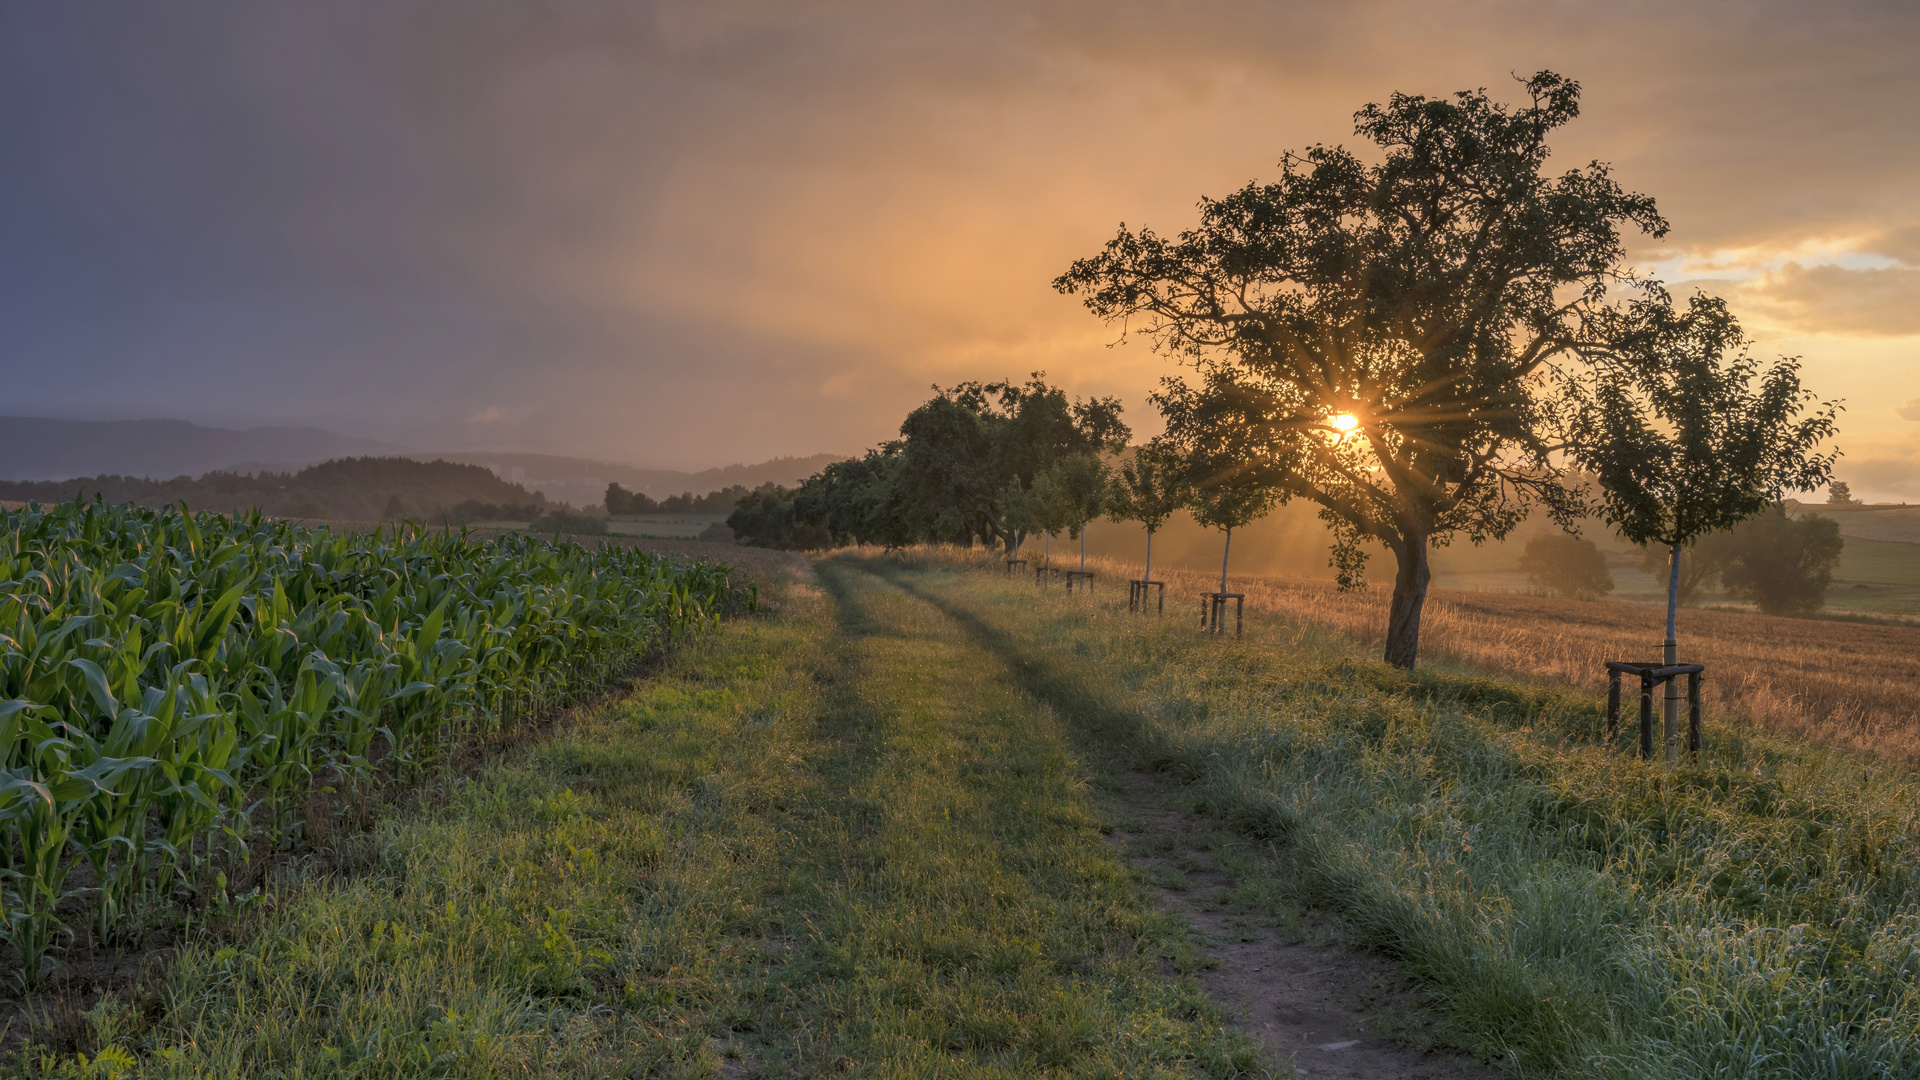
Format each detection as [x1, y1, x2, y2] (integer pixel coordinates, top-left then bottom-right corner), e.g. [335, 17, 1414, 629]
[1635, 541, 1726, 604]
[1518, 533, 1614, 598]
[1718, 506, 1844, 615]
[1568, 293, 1838, 759]
[1025, 462, 1079, 573]
[1827, 481, 1856, 506]
[1056, 72, 1666, 668]
[1107, 441, 1190, 586]
[1182, 445, 1277, 597]
[1050, 452, 1111, 572]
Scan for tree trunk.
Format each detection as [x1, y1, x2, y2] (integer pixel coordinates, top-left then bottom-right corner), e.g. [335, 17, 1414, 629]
[1382, 533, 1431, 670]
[1219, 526, 1232, 595]
[1664, 538, 1682, 763]
[1144, 528, 1153, 583]
[1080, 524, 1087, 571]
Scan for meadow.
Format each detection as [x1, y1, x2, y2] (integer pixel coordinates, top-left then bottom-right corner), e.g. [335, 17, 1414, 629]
[1043, 550, 1920, 763]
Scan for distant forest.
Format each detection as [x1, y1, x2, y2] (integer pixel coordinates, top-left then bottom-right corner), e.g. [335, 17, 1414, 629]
[0, 457, 549, 522]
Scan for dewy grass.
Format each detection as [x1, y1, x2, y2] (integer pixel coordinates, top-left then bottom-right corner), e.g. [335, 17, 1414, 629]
[879, 552, 1920, 1079]
[43, 563, 1262, 1077]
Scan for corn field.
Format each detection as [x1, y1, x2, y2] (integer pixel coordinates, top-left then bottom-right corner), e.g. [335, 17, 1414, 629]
[0, 500, 754, 985]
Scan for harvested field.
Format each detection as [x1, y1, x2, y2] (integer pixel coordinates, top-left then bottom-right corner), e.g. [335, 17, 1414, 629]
[988, 549, 1920, 763]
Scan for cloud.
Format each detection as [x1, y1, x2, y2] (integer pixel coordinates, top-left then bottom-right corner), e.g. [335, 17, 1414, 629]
[1872, 225, 1920, 267]
[1726, 263, 1920, 338]
[1846, 453, 1920, 500]
[1898, 398, 1920, 422]
[3, 1, 1919, 466]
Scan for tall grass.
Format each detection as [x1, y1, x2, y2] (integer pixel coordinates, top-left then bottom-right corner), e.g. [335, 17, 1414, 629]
[0, 500, 752, 985]
[887, 553, 1920, 1078]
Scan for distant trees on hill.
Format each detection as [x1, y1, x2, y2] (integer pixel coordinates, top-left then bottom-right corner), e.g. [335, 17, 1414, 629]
[0, 457, 548, 522]
[605, 482, 753, 516]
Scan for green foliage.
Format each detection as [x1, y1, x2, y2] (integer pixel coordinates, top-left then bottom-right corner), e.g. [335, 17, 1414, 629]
[603, 482, 655, 515]
[794, 450, 919, 550]
[783, 375, 1129, 551]
[1518, 533, 1614, 598]
[1058, 72, 1663, 667]
[1048, 452, 1111, 540]
[726, 484, 832, 550]
[1106, 442, 1188, 534]
[1569, 293, 1839, 552]
[1717, 505, 1845, 614]
[606, 482, 751, 517]
[891, 375, 1128, 549]
[0, 499, 749, 985]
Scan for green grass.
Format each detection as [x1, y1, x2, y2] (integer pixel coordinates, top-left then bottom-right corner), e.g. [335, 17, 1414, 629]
[32, 561, 1259, 1077]
[869, 553, 1920, 1079]
[1825, 537, 1920, 614]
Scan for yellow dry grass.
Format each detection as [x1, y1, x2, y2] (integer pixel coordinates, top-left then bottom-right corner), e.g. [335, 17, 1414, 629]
[967, 546, 1920, 764]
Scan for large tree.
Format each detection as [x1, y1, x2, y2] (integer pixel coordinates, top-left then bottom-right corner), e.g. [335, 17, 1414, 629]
[894, 375, 1129, 550]
[1056, 72, 1666, 668]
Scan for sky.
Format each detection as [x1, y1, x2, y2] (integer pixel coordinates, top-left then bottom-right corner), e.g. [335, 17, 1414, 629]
[2, 1, 1917, 494]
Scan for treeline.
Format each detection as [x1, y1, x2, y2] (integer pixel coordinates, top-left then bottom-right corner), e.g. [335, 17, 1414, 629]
[725, 376, 1128, 553]
[604, 482, 756, 516]
[0, 457, 549, 522]
[1519, 506, 1846, 615]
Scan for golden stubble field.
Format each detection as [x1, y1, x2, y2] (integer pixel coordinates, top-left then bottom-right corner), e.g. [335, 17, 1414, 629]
[1011, 550, 1920, 763]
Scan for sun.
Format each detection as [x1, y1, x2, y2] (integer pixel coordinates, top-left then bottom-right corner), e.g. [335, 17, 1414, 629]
[1331, 413, 1360, 433]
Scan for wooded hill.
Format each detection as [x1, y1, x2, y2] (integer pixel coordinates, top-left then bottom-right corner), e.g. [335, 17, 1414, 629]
[0, 457, 548, 522]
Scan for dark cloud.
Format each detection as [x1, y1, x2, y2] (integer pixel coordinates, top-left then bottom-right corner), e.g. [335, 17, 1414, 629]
[2, 0, 1917, 465]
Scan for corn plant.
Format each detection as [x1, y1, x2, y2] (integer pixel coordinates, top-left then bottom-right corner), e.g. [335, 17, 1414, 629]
[0, 500, 753, 983]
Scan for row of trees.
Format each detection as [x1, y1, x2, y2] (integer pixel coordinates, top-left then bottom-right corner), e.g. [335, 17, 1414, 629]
[604, 482, 756, 516]
[737, 72, 1841, 676]
[726, 376, 1131, 554]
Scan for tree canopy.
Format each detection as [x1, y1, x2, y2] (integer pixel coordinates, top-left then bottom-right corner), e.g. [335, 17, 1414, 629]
[735, 375, 1128, 552]
[1056, 71, 1667, 668]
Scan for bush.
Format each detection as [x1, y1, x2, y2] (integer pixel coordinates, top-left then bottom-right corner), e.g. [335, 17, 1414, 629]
[1517, 533, 1614, 598]
[1718, 504, 1843, 614]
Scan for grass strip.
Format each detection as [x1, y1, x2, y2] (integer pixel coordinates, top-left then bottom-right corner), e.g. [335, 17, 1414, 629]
[877, 553, 1920, 1080]
[24, 566, 1263, 1078]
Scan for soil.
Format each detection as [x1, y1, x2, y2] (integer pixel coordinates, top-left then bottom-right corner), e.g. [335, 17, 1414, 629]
[1109, 769, 1506, 1080]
